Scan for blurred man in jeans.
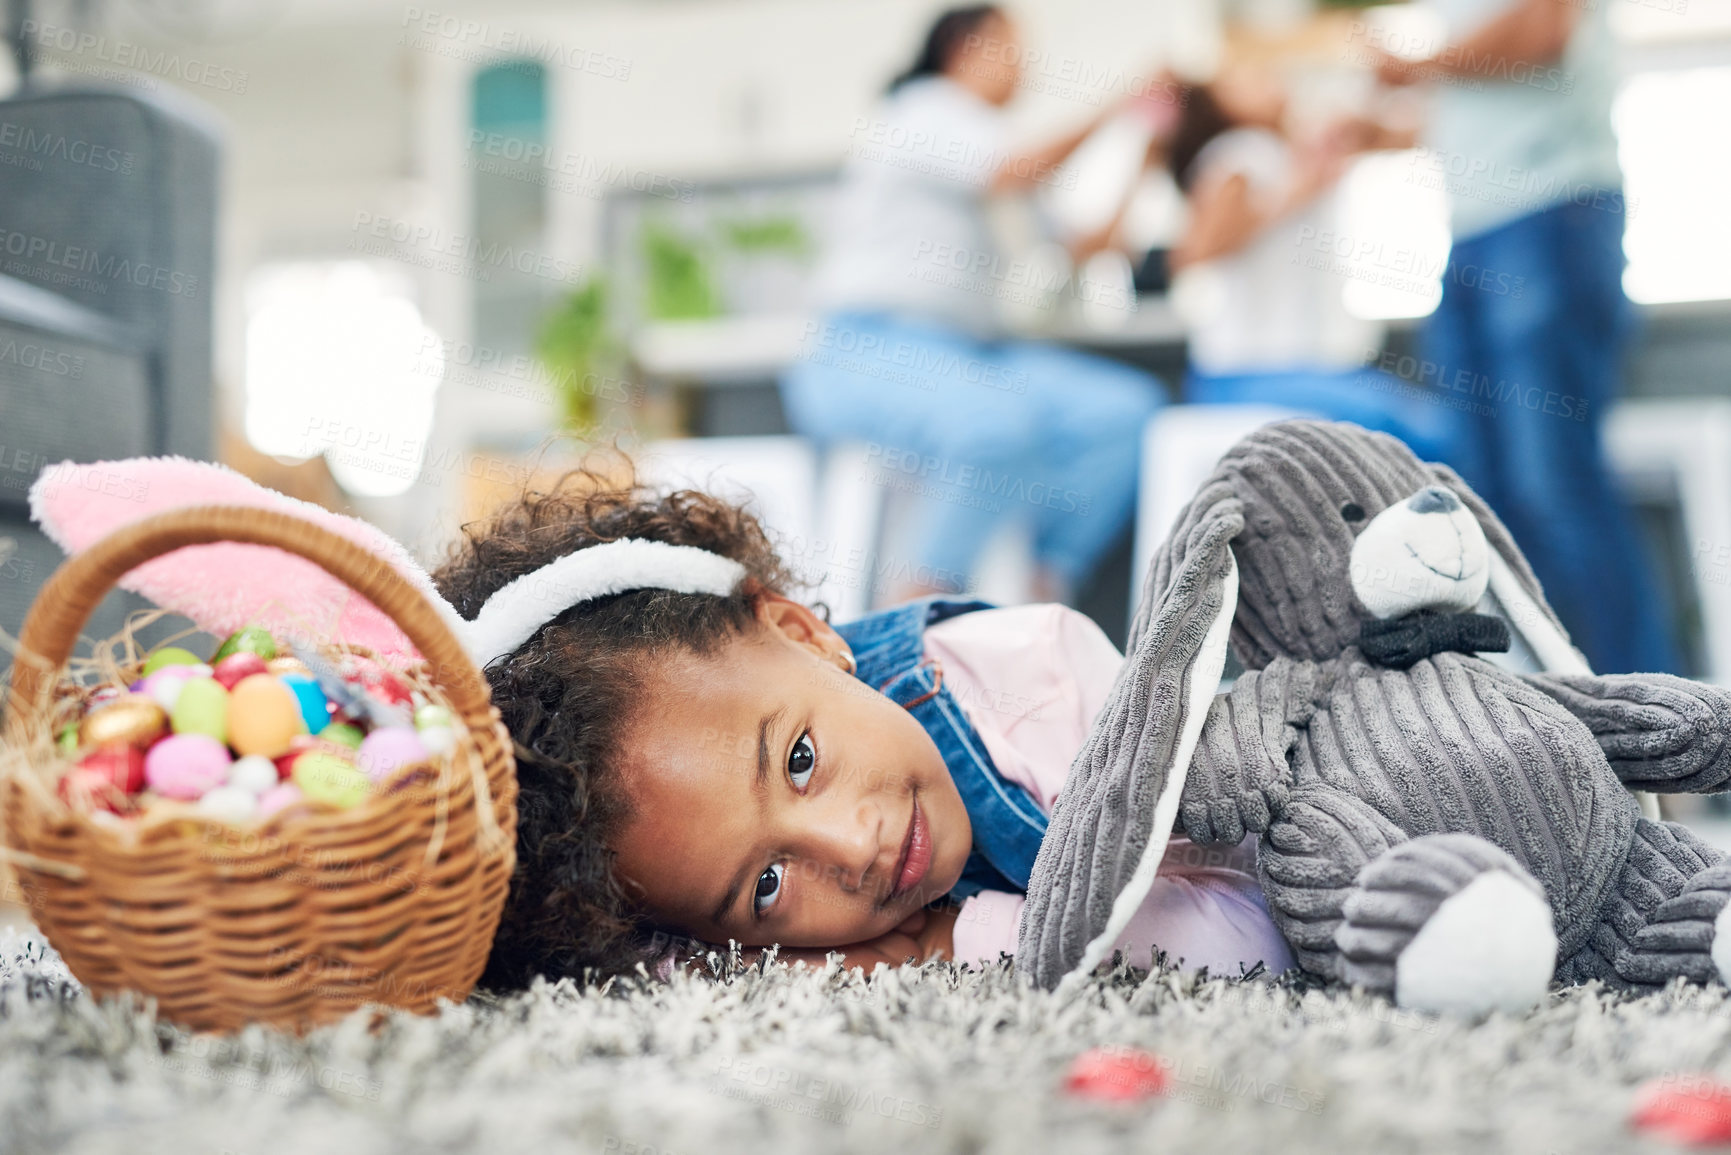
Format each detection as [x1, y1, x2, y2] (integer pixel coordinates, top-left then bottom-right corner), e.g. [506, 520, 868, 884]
[1376, 0, 1681, 674]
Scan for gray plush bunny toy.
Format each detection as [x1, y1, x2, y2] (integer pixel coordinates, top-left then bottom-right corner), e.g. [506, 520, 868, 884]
[1017, 419, 1731, 1015]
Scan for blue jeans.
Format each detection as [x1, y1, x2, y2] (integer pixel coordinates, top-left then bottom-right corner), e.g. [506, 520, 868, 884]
[1183, 364, 1473, 472]
[1423, 194, 1681, 674]
[780, 310, 1165, 588]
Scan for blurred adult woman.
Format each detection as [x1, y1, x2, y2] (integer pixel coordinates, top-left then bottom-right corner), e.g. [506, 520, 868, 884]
[781, 5, 1166, 604]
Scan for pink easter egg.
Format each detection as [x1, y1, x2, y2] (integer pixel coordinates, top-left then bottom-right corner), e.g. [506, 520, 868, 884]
[212, 651, 270, 691]
[356, 726, 429, 783]
[143, 733, 233, 800]
[257, 783, 303, 818]
[140, 666, 199, 712]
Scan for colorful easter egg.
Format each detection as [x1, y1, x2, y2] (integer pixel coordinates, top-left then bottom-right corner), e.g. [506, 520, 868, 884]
[318, 721, 364, 749]
[196, 785, 258, 822]
[169, 676, 229, 743]
[417, 725, 456, 757]
[140, 667, 198, 712]
[142, 646, 203, 676]
[212, 625, 278, 664]
[273, 734, 317, 780]
[292, 752, 370, 809]
[57, 768, 128, 813]
[266, 656, 312, 678]
[79, 742, 147, 794]
[212, 651, 269, 691]
[414, 704, 454, 731]
[144, 733, 233, 800]
[257, 783, 303, 818]
[227, 754, 281, 795]
[357, 726, 429, 783]
[362, 670, 413, 708]
[79, 694, 168, 749]
[340, 655, 413, 703]
[279, 674, 331, 736]
[226, 674, 306, 758]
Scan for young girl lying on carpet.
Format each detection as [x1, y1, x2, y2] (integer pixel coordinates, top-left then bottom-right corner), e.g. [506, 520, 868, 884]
[432, 470, 1293, 985]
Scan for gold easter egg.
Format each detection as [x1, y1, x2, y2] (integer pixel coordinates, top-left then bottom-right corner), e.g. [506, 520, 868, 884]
[79, 694, 169, 749]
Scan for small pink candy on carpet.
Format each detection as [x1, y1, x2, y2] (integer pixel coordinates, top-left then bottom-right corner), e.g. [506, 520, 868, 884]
[144, 733, 232, 800]
[1633, 1077, 1731, 1144]
[1063, 1047, 1169, 1102]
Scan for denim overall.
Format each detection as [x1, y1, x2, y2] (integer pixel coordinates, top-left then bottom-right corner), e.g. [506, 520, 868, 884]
[834, 598, 1049, 901]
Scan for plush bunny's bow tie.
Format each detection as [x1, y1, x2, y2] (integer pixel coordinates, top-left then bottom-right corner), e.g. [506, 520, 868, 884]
[1359, 610, 1511, 670]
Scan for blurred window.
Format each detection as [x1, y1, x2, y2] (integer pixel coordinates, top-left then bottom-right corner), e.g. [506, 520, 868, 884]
[471, 60, 551, 356]
[243, 261, 443, 497]
[1614, 66, 1731, 304]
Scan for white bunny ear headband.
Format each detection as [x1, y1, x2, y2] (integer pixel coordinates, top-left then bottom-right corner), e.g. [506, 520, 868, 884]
[28, 457, 746, 671]
[455, 538, 746, 667]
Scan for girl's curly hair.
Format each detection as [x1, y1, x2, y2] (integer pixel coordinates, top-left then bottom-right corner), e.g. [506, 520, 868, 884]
[431, 465, 801, 988]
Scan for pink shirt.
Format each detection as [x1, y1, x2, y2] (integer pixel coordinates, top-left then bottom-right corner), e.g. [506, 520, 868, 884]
[924, 604, 1294, 976]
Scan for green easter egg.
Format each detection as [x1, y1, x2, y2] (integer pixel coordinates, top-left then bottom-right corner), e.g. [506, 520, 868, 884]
[170, 676, 229, 743]
[414, 704, 454, 731]
[293, 753, 370, 809]
[319, 722, 365, 749]
[213, 625, 278, 664]
[142, 647, 202, 676]
[56, 725, 79, 755]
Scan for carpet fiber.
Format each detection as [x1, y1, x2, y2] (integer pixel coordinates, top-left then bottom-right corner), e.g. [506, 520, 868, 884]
[3, 929, 1730, 1154]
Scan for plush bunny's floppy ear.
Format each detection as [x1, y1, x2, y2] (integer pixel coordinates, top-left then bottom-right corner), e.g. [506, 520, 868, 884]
[1426, 461, 1590, 676]
[28, 457, 453, 666]
[1015, 489, 1243, 990]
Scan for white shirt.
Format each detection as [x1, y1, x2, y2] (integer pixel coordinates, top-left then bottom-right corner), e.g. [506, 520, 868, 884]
[1422, 0, 1623, 238]
[814, 77, 1009, 337]
[1177, 128, 1381, 377]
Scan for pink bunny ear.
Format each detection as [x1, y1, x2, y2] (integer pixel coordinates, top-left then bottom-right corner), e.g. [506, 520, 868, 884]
[28, 456, 448, 666]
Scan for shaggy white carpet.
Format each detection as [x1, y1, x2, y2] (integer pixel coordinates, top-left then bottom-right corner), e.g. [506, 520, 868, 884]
[2, 929, 1728, 1155]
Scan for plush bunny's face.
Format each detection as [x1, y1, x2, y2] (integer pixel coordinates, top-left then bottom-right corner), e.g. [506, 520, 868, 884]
[1150, 421, 1561, 671]
[1348, 485, 1491, 620]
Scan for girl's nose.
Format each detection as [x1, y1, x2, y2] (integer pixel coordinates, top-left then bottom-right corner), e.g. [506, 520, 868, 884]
[797, 794, 884, 894]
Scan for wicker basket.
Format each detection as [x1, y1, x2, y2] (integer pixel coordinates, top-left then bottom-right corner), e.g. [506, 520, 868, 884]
[0, 505, 518, 1033]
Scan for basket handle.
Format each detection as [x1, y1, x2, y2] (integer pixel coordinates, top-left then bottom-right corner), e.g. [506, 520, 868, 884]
[4, 505, 488, 738]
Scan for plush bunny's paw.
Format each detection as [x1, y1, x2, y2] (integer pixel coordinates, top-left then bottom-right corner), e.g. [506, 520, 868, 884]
[1336, 834, 1556, 1016]
[1611, 861, 1731, 986]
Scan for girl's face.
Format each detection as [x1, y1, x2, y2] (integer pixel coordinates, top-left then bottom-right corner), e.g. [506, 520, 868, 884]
[610, 597, 973, 950]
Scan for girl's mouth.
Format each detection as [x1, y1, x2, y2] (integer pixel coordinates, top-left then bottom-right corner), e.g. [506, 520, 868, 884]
[888, 794, 933, 902]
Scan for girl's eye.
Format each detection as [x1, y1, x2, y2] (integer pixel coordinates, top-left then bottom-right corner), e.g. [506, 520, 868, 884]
[787, 731, 816, 789]
[754, 862, 785, 915]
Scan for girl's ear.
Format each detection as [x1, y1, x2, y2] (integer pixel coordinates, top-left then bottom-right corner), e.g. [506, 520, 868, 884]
[755, 592, 844, 658]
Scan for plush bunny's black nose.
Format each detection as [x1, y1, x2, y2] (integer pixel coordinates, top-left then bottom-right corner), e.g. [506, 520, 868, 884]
[1407, 486, 1462, 515]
